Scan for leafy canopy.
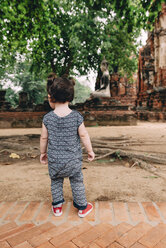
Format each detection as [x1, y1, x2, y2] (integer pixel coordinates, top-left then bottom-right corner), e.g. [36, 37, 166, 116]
[0, 0, 165, 78]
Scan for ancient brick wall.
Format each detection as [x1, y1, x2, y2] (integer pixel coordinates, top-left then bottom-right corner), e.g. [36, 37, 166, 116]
[0, 109, 137, 128]
[154, 3, 166, 87]
[136, 3, 166, 121]
[0, 112, 46, 128]
[0, 85, 137, 127]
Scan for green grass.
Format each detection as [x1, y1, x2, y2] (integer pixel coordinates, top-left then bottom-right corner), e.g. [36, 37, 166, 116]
[143, 176, 158, 179]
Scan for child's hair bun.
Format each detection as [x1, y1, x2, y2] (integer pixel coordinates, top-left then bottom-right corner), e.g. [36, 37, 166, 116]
[47, 72, 57, 80]
[47, 73, 57, 93]
[61, 74, 75, 86]
[69, 77, 76, 86]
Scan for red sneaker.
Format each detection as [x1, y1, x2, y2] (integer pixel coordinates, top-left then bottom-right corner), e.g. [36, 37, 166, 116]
[78, 203, 93, 218]
[52, 205, 62, 217]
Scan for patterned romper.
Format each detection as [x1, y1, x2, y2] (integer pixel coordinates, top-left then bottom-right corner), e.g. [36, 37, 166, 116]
[43, 110, 88, 210]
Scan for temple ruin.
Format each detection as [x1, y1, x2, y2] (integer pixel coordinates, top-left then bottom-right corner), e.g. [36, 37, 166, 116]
[136, 3, 166, 121]
[0, 3, 166, 127]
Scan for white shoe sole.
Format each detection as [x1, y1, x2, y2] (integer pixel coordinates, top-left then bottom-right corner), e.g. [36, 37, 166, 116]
[78, 203, 93, 218]
[52, 206, 62, 217]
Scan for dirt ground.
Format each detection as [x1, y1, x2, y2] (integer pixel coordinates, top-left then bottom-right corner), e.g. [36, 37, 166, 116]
[0, 121, 166, 202]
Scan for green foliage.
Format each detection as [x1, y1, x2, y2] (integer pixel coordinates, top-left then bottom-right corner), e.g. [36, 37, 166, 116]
[73, 80, 92, 104]
[1, 61, 47, 107]
[0, 0, 60, 73]
[138, 0, 165, 31]
[5, 88, 19, 108]
[0, 0, 164, 80]
[100, 16, 139, 77]
[115, 150, 122, 160]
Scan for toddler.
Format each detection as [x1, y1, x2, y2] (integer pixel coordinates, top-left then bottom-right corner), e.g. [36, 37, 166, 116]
[40, 76, 95, 217]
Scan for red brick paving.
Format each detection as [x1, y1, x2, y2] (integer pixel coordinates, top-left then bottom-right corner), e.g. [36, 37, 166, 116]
[34, 202, 51, 223]
[108, 243, 124, 248]
[0, 201, 166, 248]
[0, 222, 18, 234]
[0, 223, 34, 241]
[4, 202, 28, 222]
[18, 202, 41, 222]
[0, 202, 15, 219]
[67, 203, 81, 222]
[0, 241, 11, 248]
[127, 202, 145, 223]
[113, 202, 129, 223]
[98, 201, 113, 223]
[138, 223, 166, 247]
[116, 222, 152, 247]
[14, 241, 34, 248]
[95, 223, 132, 247]
[142, 202, 162, 222]
[6, 222, 54, 247]
[156, 203, 166, 219]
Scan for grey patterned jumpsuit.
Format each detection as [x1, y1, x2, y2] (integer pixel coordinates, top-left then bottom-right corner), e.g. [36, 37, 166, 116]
[43, 110, 88, 210]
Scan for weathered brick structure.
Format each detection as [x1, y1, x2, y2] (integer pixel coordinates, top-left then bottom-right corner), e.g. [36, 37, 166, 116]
[0, 71, 137, 128]
[0, 85, 137, 128]
[136, 3, 166, 121]
[0, 90, 52, 128]
[71, 97, 136, 127]
[70, 73, 137, 126]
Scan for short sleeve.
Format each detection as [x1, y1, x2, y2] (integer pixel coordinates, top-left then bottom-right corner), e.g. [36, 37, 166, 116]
[42, 114, 48, 129]
[77, 112, 84, 128]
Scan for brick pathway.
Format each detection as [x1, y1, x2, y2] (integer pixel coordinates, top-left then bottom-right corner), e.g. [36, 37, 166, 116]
[0, 201, 166, 247]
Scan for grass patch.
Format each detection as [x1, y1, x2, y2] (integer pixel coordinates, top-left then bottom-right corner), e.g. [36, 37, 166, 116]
[143, 176, 158, 179]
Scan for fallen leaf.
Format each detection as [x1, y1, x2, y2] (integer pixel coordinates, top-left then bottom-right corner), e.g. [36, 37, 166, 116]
[9, 153, 20, 159]
[30, 154, 38, 158]
[125, 162, 130, 167]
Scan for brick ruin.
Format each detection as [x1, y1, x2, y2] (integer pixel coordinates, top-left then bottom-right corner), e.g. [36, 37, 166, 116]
[0, 3, 165, 127]
[0, 73, 137, 127]
[136, 3, 166, 121]
[71, 73, 137, 126]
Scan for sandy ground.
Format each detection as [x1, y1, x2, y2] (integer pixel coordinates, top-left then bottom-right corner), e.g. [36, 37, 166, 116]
[0, 121, 166, 202]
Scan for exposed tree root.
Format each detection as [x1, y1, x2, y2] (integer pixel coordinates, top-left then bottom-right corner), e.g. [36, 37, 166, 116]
[85, 136, 166, 179]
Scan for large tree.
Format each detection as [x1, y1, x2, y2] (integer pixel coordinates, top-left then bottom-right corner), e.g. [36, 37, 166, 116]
[0, 0, 165, 78]
[1, 60, 47, 106]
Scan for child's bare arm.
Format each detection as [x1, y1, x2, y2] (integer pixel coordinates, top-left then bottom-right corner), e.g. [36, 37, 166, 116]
[78, 122, 95, 161]
[40, 123, 48, 164]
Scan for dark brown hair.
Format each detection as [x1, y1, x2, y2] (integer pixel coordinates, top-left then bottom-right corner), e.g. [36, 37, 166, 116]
[47, 72, 57, 93]
[48, 77, 75, 103]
